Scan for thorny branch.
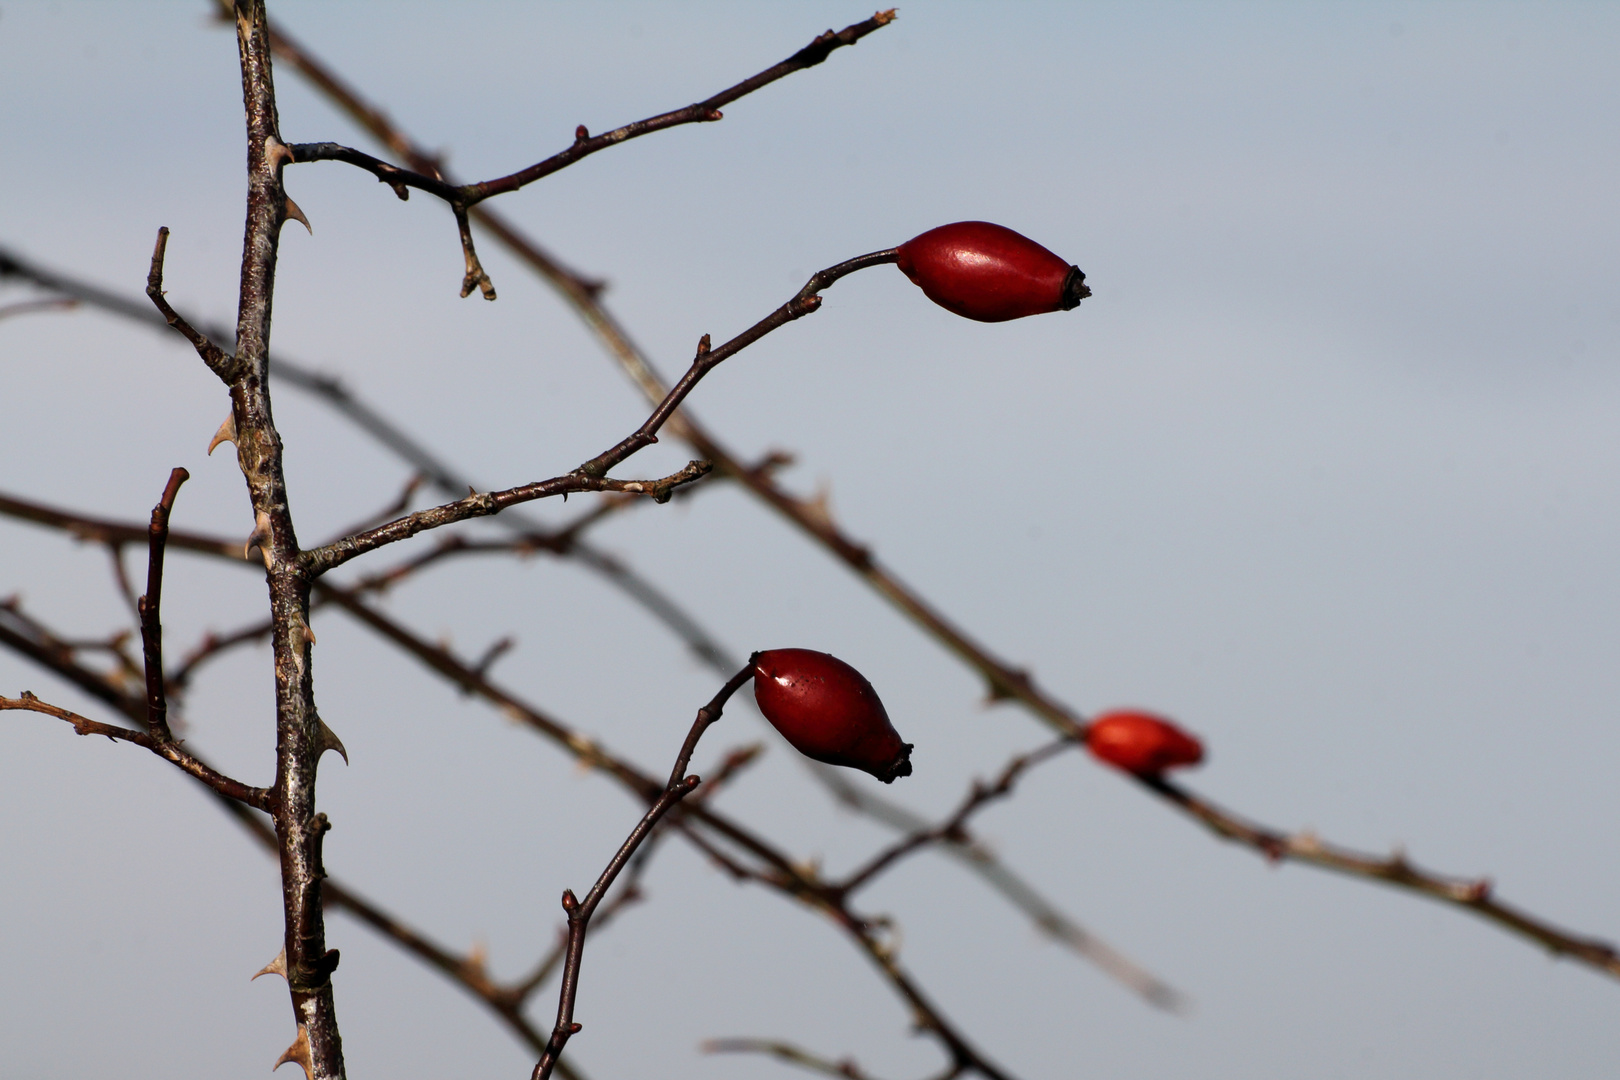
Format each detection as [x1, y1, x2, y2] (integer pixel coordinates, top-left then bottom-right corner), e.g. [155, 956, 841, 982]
[284, 11, 897, 299]
[0, 244, 734, 670]
[530, 662, 756, 1080]
[1137, 774, 1620, 979]
[0, 600, 595, 1077]
[258, 4, 1091, 742]
[0, 492, 1026, 1075]
[1, 235, 1169, 993]
[13, 487, 1620, 986]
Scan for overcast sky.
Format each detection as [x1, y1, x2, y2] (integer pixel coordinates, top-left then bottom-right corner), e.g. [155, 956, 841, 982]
[2, 4, 1618, 1079]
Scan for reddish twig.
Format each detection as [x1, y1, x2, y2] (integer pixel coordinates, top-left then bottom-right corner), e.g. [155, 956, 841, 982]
[284, 11, 897, 299]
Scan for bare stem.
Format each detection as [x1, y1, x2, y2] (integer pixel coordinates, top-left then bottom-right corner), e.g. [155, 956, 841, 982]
[530, 662, 756, 1080]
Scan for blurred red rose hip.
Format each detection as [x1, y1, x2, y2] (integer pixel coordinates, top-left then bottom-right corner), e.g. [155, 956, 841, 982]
[895, 221, 1089, 322]
[1084, 710, 1204, 776]
[752, 649, 913, 782]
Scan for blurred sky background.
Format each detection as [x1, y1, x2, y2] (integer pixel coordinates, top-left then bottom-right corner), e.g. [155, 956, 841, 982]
[2, 3, 1618, 1078]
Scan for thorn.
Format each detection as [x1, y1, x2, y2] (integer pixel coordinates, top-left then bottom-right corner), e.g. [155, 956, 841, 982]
[296, 614, 316, 647]
[272, 1025, 313, 1080]
[252, 947, 288, 982]
[266, 136, 296, 171]
[244, 510, 273, 567]
[207, 411, 238, 455]
[801, 483, 836, 532]
[283, 195, 312, 235]
[316, 715, 348, 765]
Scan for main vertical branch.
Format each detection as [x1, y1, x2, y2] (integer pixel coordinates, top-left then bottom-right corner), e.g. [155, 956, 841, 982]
[230, 2, 345, 1077]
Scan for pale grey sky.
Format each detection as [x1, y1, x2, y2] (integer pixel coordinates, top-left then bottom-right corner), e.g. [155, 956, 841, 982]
[2, 4, 1618, 1079]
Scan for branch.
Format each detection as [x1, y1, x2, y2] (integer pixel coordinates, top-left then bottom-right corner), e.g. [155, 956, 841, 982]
[530, 662, 756, 1080]
[144, 227, 245, 383]
[1139, 775, 1620, 980]
[2, 240, 735, 669]
[835, 739, 1075, 899]
[304, 246, 899, 576]
[229, 4, 346, 1076]
[136, 467, 187, 741]
[0, 601, 594, 1078]
[266, 16, 1089, 738]
[302, 459, 711, 577]
[0, 691, 272, 811]
[283, 11, 897, 297]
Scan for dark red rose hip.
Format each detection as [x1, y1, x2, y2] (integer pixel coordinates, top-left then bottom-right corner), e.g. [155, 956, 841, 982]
[1084, 709, 1204, 776]
[752, 649, 913, 782]
[895, 221, 1089, 322]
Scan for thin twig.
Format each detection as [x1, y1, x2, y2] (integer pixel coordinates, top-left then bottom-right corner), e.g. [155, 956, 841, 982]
[144, 227, 243, 383]
[284, 11, 897, 298]
[531, 662, 756, 1080]
[302, 459, 711, 577]
[0, 691, 272, 810]
[136, 467, 187, 741]
[835, 739, 1075, 899]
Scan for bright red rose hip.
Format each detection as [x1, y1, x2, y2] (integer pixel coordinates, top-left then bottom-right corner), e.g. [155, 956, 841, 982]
[752, 649, 913, 783]
[1084, 710, 1204, 776]
[895, 221, 1089, 322]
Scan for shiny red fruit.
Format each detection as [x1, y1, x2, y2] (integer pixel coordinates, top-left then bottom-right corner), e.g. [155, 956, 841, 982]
[895, 221, 1089, 322]
[752, 649, 913, 783]
[1084, 710, 1204, 776]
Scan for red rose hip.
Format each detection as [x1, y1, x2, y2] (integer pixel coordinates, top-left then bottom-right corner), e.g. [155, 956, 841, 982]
[752, 649, 913, 782]
[895, 221, 1089, 322]
[1084, 709, 1204, 776]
